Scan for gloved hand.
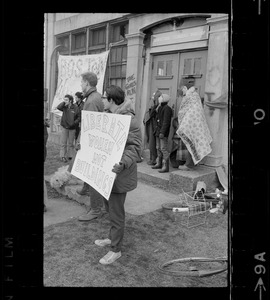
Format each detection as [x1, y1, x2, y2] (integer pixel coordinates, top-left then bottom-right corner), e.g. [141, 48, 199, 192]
[75, 142, 81, 151]
[159, 133, 164, 139]
[112, 162, 124, 174]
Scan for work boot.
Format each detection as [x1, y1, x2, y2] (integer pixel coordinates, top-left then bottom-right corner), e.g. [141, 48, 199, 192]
[76, 182, 90, 195]
[158, 159, 169, 173]
[151, 156, 162, 169]
[147, 159, 156, 165]
[78, 209, 101, 221]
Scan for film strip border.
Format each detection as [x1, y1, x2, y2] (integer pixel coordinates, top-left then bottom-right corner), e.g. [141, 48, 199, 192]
[232, 0, 269, 299]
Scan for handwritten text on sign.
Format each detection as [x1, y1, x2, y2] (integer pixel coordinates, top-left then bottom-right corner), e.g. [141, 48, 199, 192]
[71, 111, 131, 200]
[51, 51, 109, 116]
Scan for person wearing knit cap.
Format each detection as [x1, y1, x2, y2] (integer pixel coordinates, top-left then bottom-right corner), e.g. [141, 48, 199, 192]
[151, 93, 173, 173]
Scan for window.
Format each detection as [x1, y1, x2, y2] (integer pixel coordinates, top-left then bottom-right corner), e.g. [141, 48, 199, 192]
[183, 58, 192, 75]
[71, 32, 86, 55]
[156, 60, 173, 77]
[183, 57, 202, 76]
[110, 23, 128, 43]
[89, 27, 106, 54]
[107, 45, 127, 90]
[56, 35, 70, 54]
[194, 58, 202, 75]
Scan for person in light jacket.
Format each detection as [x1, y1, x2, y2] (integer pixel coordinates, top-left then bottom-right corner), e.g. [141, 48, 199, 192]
[94, 85, 142, 265]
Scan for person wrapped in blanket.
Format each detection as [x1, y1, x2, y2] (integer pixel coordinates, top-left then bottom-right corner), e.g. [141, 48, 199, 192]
[176, 81, 212, 171]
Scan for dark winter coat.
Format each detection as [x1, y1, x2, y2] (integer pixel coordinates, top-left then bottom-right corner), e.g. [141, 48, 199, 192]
[111, 99, 142, 194]
[57, 102, 80, 129]
[154, 102, 173, 137]
[83, 87, 104, 112]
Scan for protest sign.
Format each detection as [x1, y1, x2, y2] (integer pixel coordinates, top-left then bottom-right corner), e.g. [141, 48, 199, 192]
[51, 51, 109, 117]
[71, 111, 131, 200]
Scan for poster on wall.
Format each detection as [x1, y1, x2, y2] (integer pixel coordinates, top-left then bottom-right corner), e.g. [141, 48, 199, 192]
[51, 51, 109, 117]
[71, 110, 131, 200]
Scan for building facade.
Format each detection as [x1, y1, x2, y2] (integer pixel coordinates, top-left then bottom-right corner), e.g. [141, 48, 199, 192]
[44, 13, 229, 170]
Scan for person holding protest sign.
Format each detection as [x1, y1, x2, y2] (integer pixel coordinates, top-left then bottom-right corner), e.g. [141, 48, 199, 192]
[94, 85, 142, 265]
[76, 71, 105, 221]
[57, 94, 80, 163]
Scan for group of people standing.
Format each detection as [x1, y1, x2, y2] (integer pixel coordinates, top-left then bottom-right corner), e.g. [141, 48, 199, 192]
[45, 71, 212, 265]
[47, 72, 142, 265]
[144, 80, 212, 173]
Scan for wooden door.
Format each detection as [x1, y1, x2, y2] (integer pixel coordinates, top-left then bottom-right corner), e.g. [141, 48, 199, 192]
[151, 53, 179, 115]
[177, 50, 208, 114]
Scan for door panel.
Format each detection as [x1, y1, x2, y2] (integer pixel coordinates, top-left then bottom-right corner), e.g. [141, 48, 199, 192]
[150, 50, 207, 118]
[177, 50, 207, 113]
[151, 53, 179, 116]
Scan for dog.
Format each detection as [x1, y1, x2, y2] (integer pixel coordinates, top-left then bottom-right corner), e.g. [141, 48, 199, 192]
[50, 165, 82, 189]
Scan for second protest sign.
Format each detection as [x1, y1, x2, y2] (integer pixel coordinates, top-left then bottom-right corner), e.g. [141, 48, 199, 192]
[71, 111, 131, 200]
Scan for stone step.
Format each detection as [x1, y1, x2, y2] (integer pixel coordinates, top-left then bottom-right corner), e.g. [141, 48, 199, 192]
[137, 159, 220, 194]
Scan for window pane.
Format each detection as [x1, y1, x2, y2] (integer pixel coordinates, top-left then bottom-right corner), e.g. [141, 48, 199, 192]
[194, 58, 202, 75]
[91, 28, 105, 46]
[115, 66, 121, 78]
[110, 78, 116, 86]
[113, 26, 120, 42]
[116, 47, 122, 62]
[98, 30, 105, 44]
[157, 61, 164, 76]
[166, 60, 172, 76]
[110, 66, 116, 78]
[121, 64, 126, 77]
[122, 47, 127, 61]
[92, 31, 98, 45]
[183, 58, 192, 75]
[110, 48, 117, 63]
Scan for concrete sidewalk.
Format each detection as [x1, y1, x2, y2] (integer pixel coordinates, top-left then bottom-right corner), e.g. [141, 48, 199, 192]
[44, 181, 179, 227]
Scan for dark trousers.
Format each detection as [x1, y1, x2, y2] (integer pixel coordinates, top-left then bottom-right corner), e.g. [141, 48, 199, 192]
[103, 192, 127, 253]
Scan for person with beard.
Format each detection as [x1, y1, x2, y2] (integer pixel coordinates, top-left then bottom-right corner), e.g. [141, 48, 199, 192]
[57, 94, 80, 163]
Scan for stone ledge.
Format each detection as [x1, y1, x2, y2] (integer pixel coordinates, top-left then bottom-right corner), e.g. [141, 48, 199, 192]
[169, 166, 219, 193]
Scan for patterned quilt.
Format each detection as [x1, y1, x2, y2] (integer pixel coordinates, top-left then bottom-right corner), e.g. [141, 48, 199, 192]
[176, 87, 212, 165]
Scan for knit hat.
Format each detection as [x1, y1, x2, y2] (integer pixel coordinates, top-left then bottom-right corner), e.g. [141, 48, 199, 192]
[159, 93, 171, 103]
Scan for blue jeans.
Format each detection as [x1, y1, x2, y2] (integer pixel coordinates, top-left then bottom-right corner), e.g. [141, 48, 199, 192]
[60, 126, 76, 158]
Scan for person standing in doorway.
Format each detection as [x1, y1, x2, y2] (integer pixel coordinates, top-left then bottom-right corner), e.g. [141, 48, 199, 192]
[76, 71, 105, 221]
[176, 81, 212, 170]
[143, 90, 162, 165]
[57, 94, 80, 163]
[94, 85, 142, 265]
[151, 93, 173, 173]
